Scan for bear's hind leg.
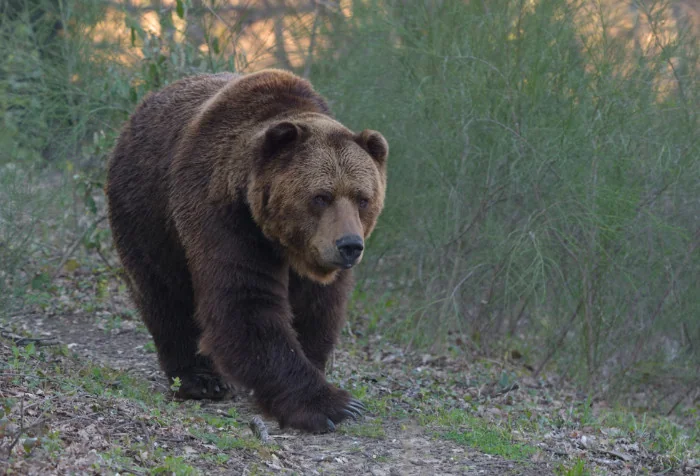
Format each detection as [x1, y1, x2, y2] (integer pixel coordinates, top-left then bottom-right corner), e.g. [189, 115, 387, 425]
[122, 247, 232, 401]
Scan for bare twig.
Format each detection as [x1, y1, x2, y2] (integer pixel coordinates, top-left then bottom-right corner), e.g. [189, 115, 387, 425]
[138, 419, 152, 443]
[5, 397, 24, 456]
[94, 246, 114, 271]
[666, 394, 686, 417]
[491, 383, 520, 398]
[267, 0, 293, 70]
[52, 215, 107, 280]
[0, 328, 60, 347]
[110, 0, 317, 20]
[302, 1, 322, 78]
[533, 298, 584, 378]
[598, 449, 632, 462]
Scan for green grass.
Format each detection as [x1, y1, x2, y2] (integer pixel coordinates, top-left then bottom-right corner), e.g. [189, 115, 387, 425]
[150, 455, 198, 476]
[339, 420, 386, 439]
[419, 408, 536, 460]
[555, 459, 590, 476]
[444, 428, 536, 461]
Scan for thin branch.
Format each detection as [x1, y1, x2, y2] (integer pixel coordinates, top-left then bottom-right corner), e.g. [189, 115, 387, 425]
[533, 298, 584, 378]
[94, 246, 114, 271]
[109, 0, 317, 21]
[302, 0, 322, 78]
[267, 0, 292, 70]
[51, 215, 107, 281]
[5, 397, 24, 457]
[0, 327, 60, 347]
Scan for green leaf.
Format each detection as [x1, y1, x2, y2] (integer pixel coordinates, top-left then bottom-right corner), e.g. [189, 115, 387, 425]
[63, 259, 80, 273]
[176, 0, 184, 19]
[31, 273, 50, 290]
[85, 194, 97, 215]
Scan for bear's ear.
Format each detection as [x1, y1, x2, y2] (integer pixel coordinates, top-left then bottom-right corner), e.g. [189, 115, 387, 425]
[262, 121, 301, 158]
[356, 130, 388, 165]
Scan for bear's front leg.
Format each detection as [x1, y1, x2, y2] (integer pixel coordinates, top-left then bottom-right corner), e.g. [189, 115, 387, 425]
[175, 197, 364, 433]
[196, 284, 363, 433]
[289, 269, 353, 373]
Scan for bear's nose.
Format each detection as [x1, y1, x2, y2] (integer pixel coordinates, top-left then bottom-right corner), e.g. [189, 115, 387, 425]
[336, 234, 364, 267]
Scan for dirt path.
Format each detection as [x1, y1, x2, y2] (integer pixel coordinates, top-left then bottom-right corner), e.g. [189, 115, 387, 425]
[3, 310, 562, 475]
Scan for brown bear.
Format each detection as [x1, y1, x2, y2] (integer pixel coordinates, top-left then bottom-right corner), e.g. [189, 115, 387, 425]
[106, 69, 388, 433]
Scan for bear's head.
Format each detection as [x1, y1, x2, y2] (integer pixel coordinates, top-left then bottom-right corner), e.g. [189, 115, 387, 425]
[247, 114, 388, 284]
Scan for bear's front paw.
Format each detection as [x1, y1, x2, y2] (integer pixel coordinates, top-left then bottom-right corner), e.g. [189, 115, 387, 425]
[169, 369, 234, 401]
[273, 385, 365, 434]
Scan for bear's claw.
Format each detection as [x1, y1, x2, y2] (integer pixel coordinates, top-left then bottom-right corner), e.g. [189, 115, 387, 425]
[340, 400, 365, 420]
[340, 409, 358, 421]
[347, 399, 366, 413]
[272, 386, 365, 433]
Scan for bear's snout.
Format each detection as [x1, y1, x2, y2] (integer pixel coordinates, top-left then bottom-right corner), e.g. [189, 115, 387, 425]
[335, 234, 364, 268]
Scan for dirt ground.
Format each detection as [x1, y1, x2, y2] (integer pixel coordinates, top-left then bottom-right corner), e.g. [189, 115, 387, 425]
[1, 269, 698, 475]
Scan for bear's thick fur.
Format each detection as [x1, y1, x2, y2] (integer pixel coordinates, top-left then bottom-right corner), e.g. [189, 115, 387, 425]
[106, 69, 388, 433]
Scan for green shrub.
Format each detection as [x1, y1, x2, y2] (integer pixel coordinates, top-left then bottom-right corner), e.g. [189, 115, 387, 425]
[311, 0, 699, 393]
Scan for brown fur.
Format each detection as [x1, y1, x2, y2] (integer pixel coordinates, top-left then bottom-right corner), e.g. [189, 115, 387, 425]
[106, 69, 388, 433]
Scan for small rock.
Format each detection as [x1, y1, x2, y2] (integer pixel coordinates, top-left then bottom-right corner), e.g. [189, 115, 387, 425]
[580, 435, 596, 449]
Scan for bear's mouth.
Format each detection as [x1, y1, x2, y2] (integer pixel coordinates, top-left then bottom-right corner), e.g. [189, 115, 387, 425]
[287, 240, 364, 283]
[325, 260, 356, 270]
[310, 252, 361, 277]
[323, 250, 363, 271]
[328, 254, 362, 270]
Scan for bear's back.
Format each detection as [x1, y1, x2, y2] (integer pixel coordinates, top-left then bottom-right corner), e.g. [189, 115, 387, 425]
[106, 73, 240, 245]
[121, 73, 238, 169]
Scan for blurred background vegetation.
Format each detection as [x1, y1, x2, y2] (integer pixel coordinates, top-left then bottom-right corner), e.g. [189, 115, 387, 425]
[1, 0, 698, 410]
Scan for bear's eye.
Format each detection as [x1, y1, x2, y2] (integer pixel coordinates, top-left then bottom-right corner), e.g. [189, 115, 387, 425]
[358, 198, 369, 210]
[313, 193, 333, 208]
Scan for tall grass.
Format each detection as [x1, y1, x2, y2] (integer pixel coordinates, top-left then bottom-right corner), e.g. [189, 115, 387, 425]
[1, 0, 698, 400]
